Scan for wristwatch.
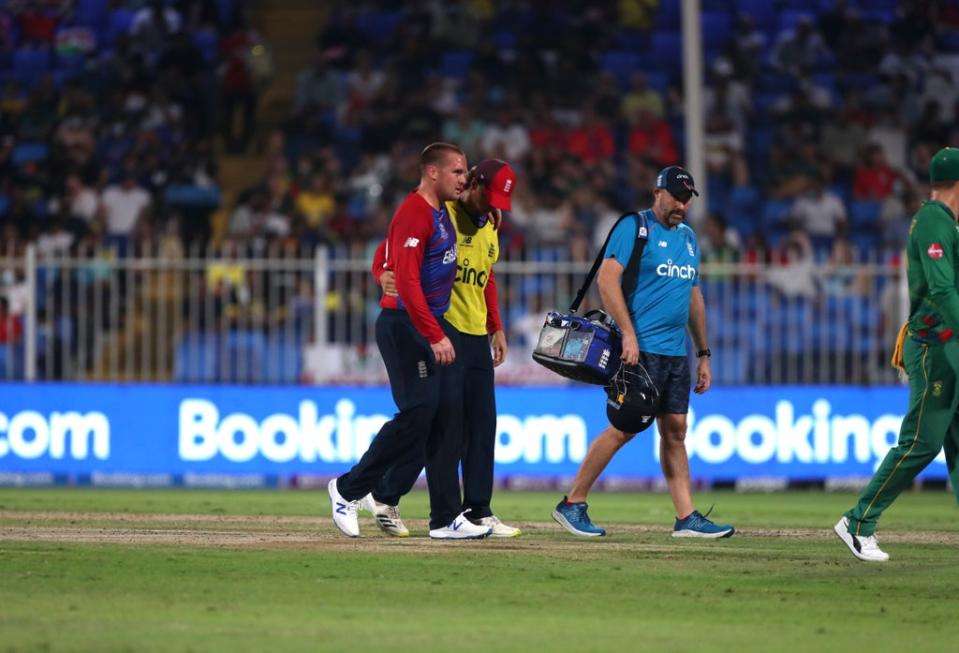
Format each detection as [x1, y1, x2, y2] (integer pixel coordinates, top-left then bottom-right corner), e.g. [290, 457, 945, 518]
[696, 348, 711, 358]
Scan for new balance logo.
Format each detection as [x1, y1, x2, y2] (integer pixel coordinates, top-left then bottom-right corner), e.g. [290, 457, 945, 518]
[335, 503, 347, 515]
[658, 240, 668, 247]
[417, 361, 428, 378]
[452, 519, 463, 531]
[404, 237, 420, 248]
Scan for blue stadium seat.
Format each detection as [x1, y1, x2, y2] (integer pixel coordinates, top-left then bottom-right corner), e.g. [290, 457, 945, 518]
[13, 49, 52, 82]
[711, 347, 749, 385]
[0, 344, 25, 381]
[779, 11, 814, 31]
[701, 11, 732, 51]
[654, 2, 680, 31]
[216, 0, 235, 25]
[165, 185, 221, 208]
[600, 51, 641, 86]
[221, 330, 266, 383]
[174, 333, 219, 383]
[263, 338, 302, 384]
[75, 0, 109, 28]
[491, 31, 517, 50]
[12, 143, 48, 164]
[760, 199, 792, 232]
[850, 230, 880, 253]
[440, 50, 474, 78]
[651, 33, 682, 70]
[106, 8, 136, 45]
[941, 31, 959, 53]
[849, 200, 881, 229]
[192, 28, 218, 64]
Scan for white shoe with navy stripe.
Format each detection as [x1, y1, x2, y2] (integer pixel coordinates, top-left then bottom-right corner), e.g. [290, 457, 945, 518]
[328, 478, 360, 537]
[429, 512, 492, 540]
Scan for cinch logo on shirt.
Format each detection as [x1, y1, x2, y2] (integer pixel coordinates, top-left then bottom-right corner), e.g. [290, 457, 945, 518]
[928, 243, 944, 259]
[456, 264, 488, 287]
[656, 259, 697, 280]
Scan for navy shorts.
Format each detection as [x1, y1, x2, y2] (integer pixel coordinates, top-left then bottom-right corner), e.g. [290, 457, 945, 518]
[640, 352, 691, 415]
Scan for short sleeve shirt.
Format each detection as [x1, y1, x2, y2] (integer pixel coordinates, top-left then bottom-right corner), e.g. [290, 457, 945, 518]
[604, 210, 700, 356]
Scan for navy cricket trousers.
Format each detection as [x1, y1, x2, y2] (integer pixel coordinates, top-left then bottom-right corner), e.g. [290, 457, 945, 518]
[374, 329, 498, 522]
[336, 310, 461, 528]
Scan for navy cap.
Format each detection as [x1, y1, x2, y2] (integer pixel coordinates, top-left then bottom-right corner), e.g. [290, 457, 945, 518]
[655, 166, 699, 200]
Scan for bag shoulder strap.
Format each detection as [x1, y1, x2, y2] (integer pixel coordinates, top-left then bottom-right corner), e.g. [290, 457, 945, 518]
[568, 211, 648, 313]
[621, 211, 649, 300]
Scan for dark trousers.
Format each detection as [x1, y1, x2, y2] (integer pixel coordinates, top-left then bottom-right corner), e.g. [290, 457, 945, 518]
[374, 330, 498, 522]
[221, 89, 256, 154]
[336, 310, 461, 528]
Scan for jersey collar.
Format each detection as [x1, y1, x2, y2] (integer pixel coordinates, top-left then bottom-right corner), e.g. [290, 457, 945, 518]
[925, 199, 957, 222]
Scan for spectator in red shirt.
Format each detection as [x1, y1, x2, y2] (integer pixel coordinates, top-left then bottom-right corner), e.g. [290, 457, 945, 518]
[219, 10, 262, 153]
[565, 105, 615, 164]
[0, 297, 22, 345]
[853, 143, 900, 201]
[627, 108, 679, 167]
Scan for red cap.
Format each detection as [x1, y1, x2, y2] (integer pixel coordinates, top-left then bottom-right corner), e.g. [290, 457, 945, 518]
[475, 159, 516, 211]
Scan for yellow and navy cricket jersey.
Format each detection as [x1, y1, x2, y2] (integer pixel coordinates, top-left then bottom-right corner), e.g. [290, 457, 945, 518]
[444, 200, 499, 336]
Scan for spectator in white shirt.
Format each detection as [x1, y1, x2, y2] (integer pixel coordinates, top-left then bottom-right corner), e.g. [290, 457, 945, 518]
[479, 108, 531, 162]
[100, 172, 151, 238]
[790, 175, 847, 239]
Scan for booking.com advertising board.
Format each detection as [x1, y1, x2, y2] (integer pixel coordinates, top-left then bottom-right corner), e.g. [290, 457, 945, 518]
[0, 384, 948, 486]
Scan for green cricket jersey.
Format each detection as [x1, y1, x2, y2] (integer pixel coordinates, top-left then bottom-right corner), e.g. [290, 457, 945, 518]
[906, 200, 959, 341]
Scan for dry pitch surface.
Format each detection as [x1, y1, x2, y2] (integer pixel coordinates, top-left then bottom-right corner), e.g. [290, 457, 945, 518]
[4, 510, 958, 550]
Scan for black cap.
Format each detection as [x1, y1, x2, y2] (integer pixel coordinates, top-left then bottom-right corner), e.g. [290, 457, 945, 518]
[655, 166, 699, 200]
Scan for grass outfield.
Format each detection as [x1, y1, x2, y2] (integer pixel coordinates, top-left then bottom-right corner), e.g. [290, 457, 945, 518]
[1, 489, 958, 652]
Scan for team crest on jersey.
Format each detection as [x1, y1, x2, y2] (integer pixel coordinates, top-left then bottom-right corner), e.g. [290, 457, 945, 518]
[463, 235, 473, 246]
[933, 380, 943, 397]
[928, 243, 944, 259]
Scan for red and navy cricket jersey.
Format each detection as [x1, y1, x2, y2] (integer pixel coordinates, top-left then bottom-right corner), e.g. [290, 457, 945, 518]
[380, 191, 458, 344]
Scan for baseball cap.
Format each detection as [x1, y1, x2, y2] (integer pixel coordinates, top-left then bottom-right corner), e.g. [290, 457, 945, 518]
[475, 158, 516, 211]
[655, 165, 699, 201]
[930, 147, 959, 184]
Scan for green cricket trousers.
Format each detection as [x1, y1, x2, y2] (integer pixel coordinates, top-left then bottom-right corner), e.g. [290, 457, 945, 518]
[845, 337, 959, 536]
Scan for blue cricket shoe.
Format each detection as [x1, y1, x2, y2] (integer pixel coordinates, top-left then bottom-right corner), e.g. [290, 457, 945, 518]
[552, 496, 607, 537]
[672, 508, 735, 539]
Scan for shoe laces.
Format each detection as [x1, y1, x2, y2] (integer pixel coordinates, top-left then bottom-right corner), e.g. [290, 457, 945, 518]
[384, 505, 402, 521]
[859, 534, 882, 550]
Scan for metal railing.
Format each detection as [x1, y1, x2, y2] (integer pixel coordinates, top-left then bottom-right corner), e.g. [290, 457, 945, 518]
[0, 243, 906, 386]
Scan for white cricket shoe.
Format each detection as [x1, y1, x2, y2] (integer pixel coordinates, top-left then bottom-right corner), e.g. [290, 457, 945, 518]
[834, 516, 889, 562]
[328, 478, 360, 538]
[360, 493, 410, 537]
[429, 512, 492, 540]
[471, 515, 522, 538]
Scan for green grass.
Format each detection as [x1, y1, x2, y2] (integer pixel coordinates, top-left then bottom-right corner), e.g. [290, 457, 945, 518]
[2, 489, 959, 652]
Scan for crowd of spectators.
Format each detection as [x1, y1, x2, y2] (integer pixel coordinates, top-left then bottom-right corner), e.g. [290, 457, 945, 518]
[0, 0, 259, 257]
[218, 0, 959, 271]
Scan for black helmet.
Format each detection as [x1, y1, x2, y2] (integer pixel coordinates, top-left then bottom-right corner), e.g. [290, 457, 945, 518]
[605, 363, 660, 433]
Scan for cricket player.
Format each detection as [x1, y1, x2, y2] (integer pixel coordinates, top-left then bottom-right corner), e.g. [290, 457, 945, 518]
[328, 142, 490, 540]
[551, 166, 735, 539]
[368, 159, 522, 538]
[835, 147, 959, 562]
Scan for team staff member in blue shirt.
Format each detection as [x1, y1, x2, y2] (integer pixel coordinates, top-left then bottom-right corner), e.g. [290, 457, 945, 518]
[552, 166, 736, 539]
